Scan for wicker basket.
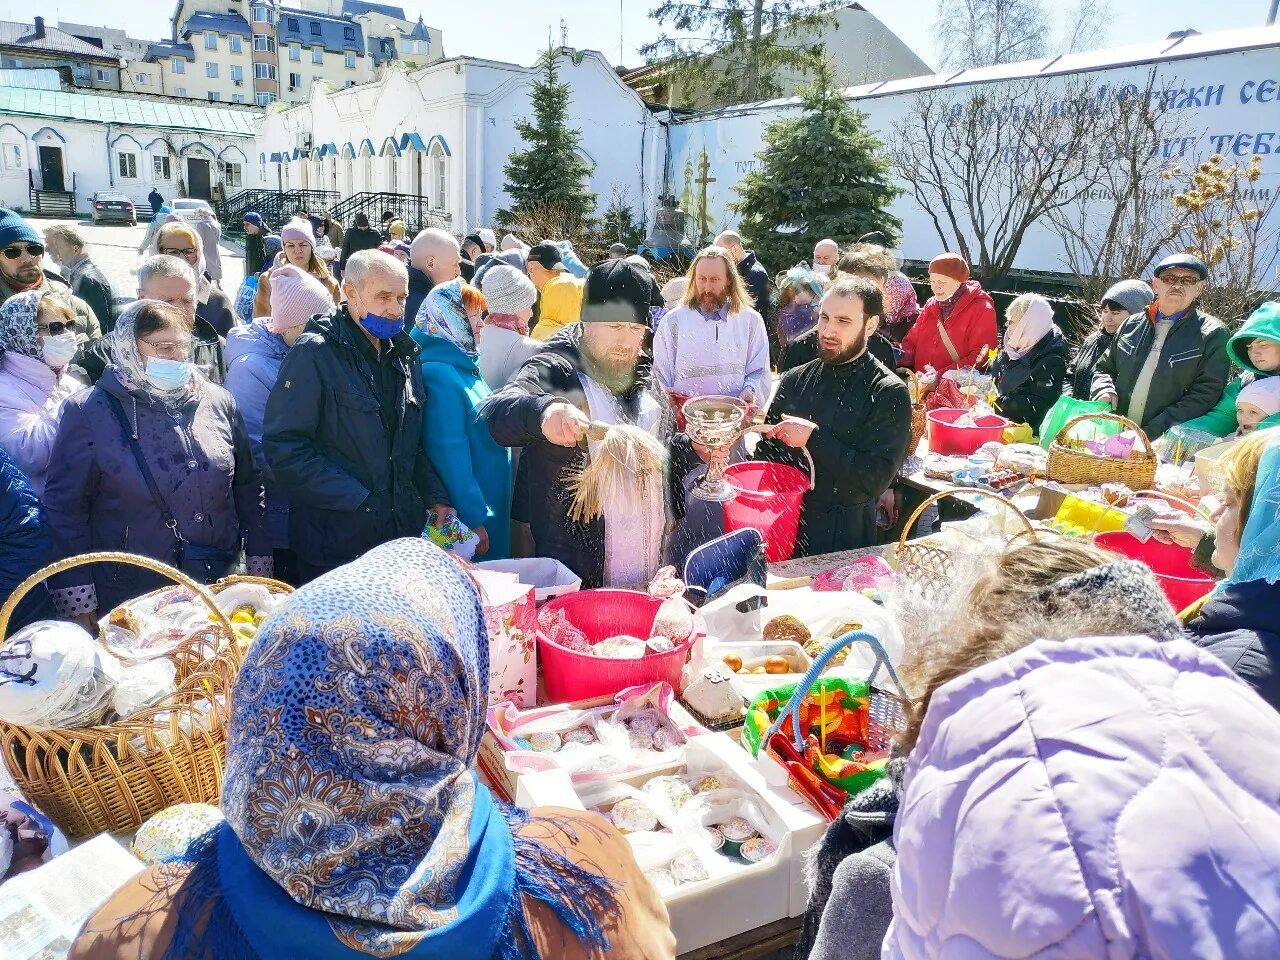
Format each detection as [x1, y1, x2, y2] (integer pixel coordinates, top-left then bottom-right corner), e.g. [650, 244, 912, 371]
[0, 553, 243, 838]
[1046, 412, 1157, 489]
[895, 490, 1038, 602]
[105, 574, 295, 676]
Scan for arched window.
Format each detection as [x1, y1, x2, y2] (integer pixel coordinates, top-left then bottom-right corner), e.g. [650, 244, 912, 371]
[430, 141, 446, 210]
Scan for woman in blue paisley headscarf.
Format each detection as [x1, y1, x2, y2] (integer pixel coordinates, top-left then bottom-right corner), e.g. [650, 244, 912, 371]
[71, 538, 675, 960]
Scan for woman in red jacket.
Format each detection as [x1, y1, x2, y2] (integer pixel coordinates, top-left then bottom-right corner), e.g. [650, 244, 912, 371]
[899, 253, 997, 374]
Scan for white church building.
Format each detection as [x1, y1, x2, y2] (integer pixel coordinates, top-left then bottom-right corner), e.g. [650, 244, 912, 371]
[252, 48, 666, 233]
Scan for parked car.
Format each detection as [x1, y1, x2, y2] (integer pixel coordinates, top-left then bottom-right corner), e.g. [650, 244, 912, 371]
[171, 198, 215, 222]
[90, 192, 137, 226]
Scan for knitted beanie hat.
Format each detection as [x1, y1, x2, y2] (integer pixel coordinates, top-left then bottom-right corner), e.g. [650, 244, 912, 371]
[280, 217, 315, 251]
[0, 208, 40, 250]
[388, 219, 407, 239]
[1100, 278, 1154, 315]
[1034, 560, 1183, 644]
[1238, 376, 1280, 418]
[268, 264, 332, 333]
[481, 264, 537, 315]
[477, 228, 497, 250]
[928, 252, 970, 283]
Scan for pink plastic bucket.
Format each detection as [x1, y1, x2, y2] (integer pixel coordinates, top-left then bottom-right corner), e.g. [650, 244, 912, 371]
[537, 590, 699, 703]
[722, 461, 810, 563]
[1093, 532, 1216, 610]
[926, 407, 1010, 456]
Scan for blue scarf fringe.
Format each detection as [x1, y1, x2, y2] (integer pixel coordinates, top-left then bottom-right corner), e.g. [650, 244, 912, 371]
[145, 805, 619, 960]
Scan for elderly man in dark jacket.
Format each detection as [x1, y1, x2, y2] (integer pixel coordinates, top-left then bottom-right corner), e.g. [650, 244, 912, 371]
[263, 249, 451, 583]
[43, 224, 117, 334]
[0, 447, 55, 632]
[1091, 254, 1230, 439]
[484, 260, 665, 588]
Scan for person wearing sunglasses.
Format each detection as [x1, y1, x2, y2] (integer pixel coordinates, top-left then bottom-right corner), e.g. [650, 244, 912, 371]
[1066, 279, 1152, 398]
[0, 290, 90, 498]
[149, 220, 236, 340]
[1090, 253, 1231, 440]
[43, 299, 270, 629]
[0, 208, 104, 381]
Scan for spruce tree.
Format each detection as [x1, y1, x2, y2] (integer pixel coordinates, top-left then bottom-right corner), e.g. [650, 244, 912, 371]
[498, 48, 597, 226]
[732, 61, 902, 268]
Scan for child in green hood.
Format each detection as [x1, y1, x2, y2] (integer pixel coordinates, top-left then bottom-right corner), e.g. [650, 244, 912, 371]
[1179, 302, 1280, 437]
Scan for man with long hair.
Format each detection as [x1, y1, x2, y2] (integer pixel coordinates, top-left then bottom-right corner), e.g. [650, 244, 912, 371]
[653, 245, 770, 407]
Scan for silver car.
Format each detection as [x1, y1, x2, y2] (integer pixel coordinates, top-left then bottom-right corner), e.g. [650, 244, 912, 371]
[171, 198, 215, 222]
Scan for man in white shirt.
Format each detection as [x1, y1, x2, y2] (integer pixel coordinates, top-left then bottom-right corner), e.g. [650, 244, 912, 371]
[653, 245, 770, 409]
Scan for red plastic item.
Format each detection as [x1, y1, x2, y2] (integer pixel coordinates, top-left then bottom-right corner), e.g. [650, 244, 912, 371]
[1093, 532, 1216, 610]
[926, 407, 1010, 455]
[537, 590, 700, 703]
[671, 392, 692, 432]
[721, 461, 810, 563]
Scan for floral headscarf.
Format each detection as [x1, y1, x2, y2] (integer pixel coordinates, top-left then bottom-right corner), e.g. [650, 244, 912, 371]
[191, 539, 617, 960]
[418, 278, 477, 355]
[108, 299, 197, 401]
[0, 290, 41, 358]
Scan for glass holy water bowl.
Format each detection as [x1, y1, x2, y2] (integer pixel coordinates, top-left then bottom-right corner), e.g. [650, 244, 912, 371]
[683, 395, 751, 502]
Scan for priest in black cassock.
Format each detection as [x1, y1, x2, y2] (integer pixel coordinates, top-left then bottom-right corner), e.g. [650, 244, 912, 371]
[756, 275, 912, 557]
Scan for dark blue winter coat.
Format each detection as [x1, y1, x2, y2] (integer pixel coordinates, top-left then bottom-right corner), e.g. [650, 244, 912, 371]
[736, 250, 771, 322]
[224, 321, 290, 549]
[0, 446, 55, 632]
[262, 306, 449, 570]
[1187, 579, 1280, 712]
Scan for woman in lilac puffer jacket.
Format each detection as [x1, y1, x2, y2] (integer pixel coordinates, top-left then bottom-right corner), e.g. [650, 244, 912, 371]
[885, 584, 1280, 957]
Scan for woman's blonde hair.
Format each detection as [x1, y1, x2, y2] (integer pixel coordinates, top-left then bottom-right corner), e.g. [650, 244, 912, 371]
[681, 245, 751, 315]
[898, 540, 1127, 752]
[837, 243, 897, 281]
[1218, 426, 1278, 542]
[156, 222, 199, 249]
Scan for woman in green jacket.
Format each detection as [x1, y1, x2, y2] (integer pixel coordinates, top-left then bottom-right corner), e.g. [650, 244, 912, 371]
[1178, 301, 1280, 437]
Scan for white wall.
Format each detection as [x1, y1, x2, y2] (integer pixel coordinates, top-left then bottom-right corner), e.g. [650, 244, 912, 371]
[252, 49, 662, 237]
[666, 31, 1280, 279]
[0, 117, 258, 211]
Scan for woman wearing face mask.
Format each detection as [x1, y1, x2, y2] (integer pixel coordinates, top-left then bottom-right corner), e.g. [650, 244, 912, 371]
[0, 290, 89, 497]
[1066, 279, 1153, 397]
[774, 266, 827, 354]
[1147, 427, 1280, 711]
[42, 300, 270, 625]
[252, 217, 341, 319]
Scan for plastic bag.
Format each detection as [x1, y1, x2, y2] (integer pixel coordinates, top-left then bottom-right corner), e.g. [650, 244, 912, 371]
[111, 658, 178, 720]
[1038, 396, 1119, 450]
[233, 275, 258, 325]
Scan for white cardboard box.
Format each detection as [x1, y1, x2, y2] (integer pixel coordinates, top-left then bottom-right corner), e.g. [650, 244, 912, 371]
[514, 733, 828, 953]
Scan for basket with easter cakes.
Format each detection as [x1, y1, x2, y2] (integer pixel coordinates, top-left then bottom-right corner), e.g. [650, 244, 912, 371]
[478, 682, 709, 802]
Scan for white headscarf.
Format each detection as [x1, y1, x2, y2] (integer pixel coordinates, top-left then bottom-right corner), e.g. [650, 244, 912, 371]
[1003, 296, 1056, 360]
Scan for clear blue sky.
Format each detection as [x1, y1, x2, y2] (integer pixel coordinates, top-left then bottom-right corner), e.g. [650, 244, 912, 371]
[39, 0, 1274, 71]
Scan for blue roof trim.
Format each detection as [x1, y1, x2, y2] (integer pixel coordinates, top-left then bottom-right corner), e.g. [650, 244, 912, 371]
[290, 147, 307, 160]
[181, 141, 215, 157]
[356, 137, 375, 156]
[378, 136, 400, 157]
[269, 151, 284, 162]
[218, 145, 248, 161]
[425, 134, 451, 157]
[110, 132, 145, 153]
[259, 152, 267, 163]
[398, 132, 425, 152]
[0, 122, 27, 140]
[181, 13, 252, 39]
[143, 137, 171, 151]
[277, 7, 365, 55]
[317, 142, 338, 157]
[339, 142, 356, 158]
[30, 126, 66, 143]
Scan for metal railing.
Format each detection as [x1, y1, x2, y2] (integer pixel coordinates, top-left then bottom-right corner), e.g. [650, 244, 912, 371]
[325, 192, 452, 237]
[217, 189, 340, 235]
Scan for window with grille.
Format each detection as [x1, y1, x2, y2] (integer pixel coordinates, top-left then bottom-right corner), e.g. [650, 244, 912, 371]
[117, 153, 137, 179]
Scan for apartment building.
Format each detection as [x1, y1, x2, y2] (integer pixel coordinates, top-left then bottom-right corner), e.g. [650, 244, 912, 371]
[0, 18, 121, 91]
[137, 0, 443, 108]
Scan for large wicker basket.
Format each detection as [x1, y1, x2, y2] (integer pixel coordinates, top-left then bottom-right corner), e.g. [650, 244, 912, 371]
[0, 553, 251, 838]
[894, 489, 1037, 602]
[1046, 412, 1157, 489]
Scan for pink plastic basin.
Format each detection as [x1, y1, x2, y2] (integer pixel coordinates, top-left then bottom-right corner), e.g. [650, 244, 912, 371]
[537, 590, 700, 703]
[1093, 532, 1216, 610]
[927, 407, 1010, 456]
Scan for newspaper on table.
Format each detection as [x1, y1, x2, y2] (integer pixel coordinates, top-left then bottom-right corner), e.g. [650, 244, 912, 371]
[0, 834, 142, 960]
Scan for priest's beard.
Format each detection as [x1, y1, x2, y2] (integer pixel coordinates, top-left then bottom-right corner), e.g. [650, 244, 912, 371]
[581, 340, 639, 394]
[697, 290, 729, 315]
[820, 325, 868, 365]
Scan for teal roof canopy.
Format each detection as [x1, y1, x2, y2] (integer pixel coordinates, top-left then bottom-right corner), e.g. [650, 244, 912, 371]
[0, 86, 256, 137]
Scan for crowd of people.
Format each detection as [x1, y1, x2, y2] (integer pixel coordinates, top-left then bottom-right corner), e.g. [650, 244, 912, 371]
[0, 198, 1278, 958]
